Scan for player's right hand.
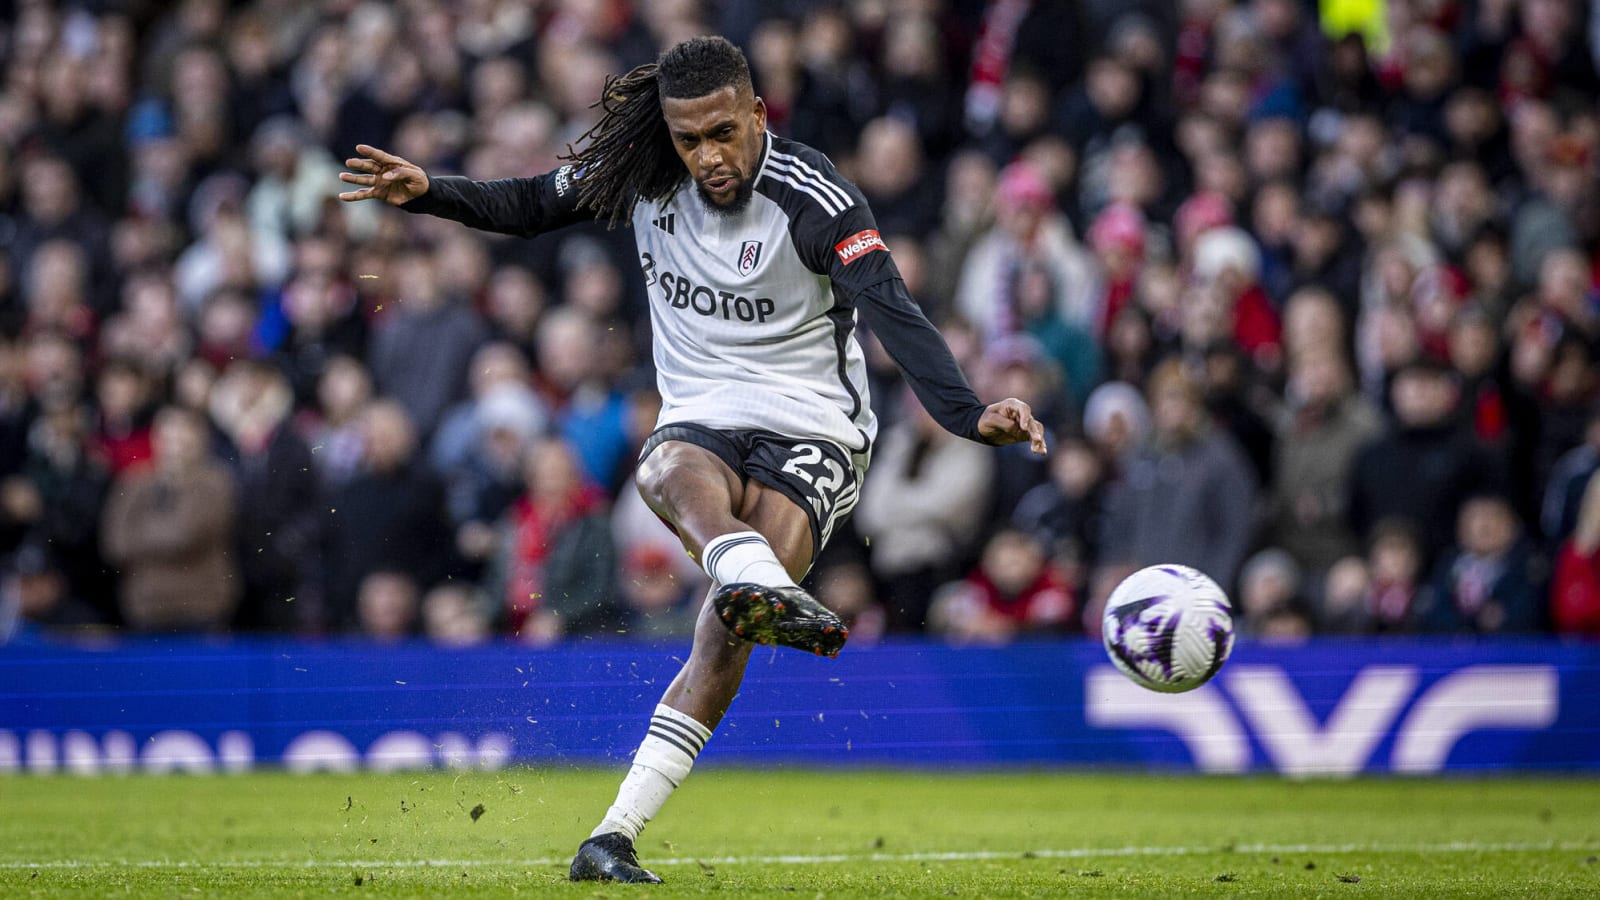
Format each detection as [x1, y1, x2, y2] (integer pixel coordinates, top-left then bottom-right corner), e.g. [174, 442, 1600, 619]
[338, 144, 429, 205]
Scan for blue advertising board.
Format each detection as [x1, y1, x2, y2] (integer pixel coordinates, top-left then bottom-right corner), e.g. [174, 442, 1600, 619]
[1, 638, 1596, 775]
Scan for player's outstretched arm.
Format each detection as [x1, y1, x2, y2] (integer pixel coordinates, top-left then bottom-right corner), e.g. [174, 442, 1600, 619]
[977, 398, 1048, 455]
[852, 275, 1049, 456]
[785, 154, 1050, 457]
[338, 144, 430, 205]
[338, 146, 592, 238]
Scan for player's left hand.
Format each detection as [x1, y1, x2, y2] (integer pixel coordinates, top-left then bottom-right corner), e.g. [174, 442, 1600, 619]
[977, 398, 1048, 455]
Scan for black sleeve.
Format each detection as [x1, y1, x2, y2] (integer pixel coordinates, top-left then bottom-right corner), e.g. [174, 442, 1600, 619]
[398, 164, 595, 237]
[766, 145, 989, 441]
[782, 177, 989, 442]
[855, 276, 988, 442]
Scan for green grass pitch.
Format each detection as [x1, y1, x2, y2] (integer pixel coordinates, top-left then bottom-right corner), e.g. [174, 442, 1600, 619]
[2, 769, 1598, 897]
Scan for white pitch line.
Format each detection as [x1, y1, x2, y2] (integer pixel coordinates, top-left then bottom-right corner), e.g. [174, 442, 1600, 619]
[2, 840, 1598, 871]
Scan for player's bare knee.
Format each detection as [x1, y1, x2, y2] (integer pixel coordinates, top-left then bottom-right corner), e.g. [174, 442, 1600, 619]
[633, 450, 676, 509]
[637, 444, 727, 513]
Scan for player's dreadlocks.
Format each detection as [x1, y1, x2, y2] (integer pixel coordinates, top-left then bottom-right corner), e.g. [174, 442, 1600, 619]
[560, 36, 755, 228]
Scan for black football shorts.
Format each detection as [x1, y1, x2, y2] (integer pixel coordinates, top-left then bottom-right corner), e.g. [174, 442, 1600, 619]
[639, 423, 866, 559]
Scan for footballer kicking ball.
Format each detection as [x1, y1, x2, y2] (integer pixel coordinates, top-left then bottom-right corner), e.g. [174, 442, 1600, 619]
[1102, 564, 1235, 693]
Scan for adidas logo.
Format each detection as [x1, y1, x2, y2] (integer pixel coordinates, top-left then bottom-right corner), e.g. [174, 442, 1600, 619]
[652, 213, 676, 234]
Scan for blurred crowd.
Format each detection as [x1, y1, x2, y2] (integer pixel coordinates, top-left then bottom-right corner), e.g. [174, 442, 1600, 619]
[4, 0, 1600, 647]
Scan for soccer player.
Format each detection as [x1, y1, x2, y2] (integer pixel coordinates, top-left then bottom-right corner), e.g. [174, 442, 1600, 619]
[340, 36, 1046, 883]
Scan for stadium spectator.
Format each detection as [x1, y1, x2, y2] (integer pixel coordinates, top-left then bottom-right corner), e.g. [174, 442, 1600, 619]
[1269, 345, 1383, 573]
[210, 359, 321, 631]
[1198, 342, 1274, 485]
[101, 406, 239, 631]
[429, 344, 546, 522]
[1315, 554, 1374, 636]
[614, 544, 700, 641]
[357, 569, 420, 642]
[13, 155, 114, 317]
[367, 249, 487, 438]
[1191, 226, 1281, 368]
[1552, 469, 1600, 635]
[261, 236, 368, 405]
[1012, 433, 1109, 591]
[810, 558, 887, 647]
[0, 543, 103, 642]
[851, 117, 940, 241]
[1515, 332, 1597, 524]
[421, 581, 492, 647]
[1355, 518, 1428, 634]
[1101, 359, 1258, 590]
[1289, 198, 1363, 313]
[441, 381, 547, 569]
[24, 239, 95, 344]
[1417, 495, 1543, 635]
[1447, 306, 1510, 450]
[954, 160, 1099, 340]
[872, 12, 964, 158]
[534, 307, 631, 490]
[1543, 403, 1600, 546]
[1102, 304, 1158, 386]
[174, 181, 290, 316]
[2, 400, 113, 616]
[1348, 357, 1499, 566]
[1237, 548, 1313, 642]
[248, 115, 378, 242]
[929, 528, 1078, 643]
[485, 437, 616, 643]
[922, 149, 998, 319]
[321, 400, 448, 629]
[1082, 380, 1150, 470]
[976, 335, 1065, 526]
[89, 359, 156, 475]
[855, 390, 994, 631]
[1086, 202, 1147, 344]
[298, 355, 373, 489]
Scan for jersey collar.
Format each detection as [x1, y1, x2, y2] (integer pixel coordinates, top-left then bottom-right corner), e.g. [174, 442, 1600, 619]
[753, 131, 772, 185]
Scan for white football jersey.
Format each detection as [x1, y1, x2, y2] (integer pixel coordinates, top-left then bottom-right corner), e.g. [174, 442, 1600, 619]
[405, 131, 987, 457]
[631, 133, 879, 455]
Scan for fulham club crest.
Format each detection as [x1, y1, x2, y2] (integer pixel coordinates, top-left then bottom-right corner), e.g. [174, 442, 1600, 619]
[737, 240, 763, 276]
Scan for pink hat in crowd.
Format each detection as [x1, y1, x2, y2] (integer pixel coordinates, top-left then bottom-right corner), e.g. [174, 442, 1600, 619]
[983, 332, 1048, 370]
[1175, 191, 1233, 246]
[1089, 202, 1147, 257]
[996, 160, 1055, 210]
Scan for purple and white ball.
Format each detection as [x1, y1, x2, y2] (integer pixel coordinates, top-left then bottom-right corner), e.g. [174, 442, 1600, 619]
[1101, 564, 1235, 693]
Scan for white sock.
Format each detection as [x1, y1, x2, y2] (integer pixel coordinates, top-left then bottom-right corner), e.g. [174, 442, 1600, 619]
[701, 531, 796, 587]
[592, 704, 714, 842]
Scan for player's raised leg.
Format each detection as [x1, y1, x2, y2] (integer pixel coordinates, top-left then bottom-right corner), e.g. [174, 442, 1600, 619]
[570, 441, 833, 883]
[636, 439, 848, 657]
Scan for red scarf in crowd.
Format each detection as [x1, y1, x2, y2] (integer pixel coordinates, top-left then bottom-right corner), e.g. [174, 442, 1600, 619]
[505, 483, 605, 632]
[963, 565, 1076, 629]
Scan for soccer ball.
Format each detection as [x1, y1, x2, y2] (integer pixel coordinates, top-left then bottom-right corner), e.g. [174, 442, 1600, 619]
[1101, 564, 1235, 693]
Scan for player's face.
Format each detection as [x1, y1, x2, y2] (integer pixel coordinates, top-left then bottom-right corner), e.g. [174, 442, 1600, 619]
[662, 84, 767, 214]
